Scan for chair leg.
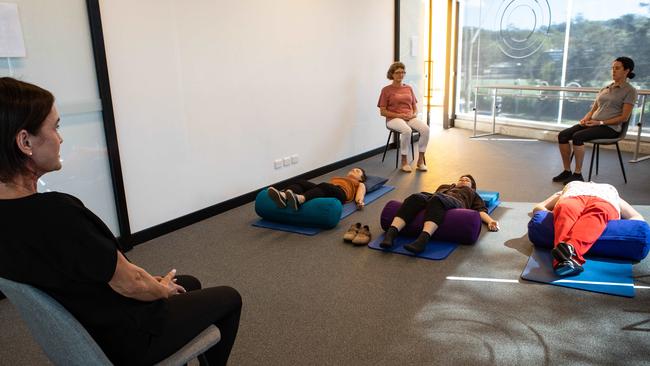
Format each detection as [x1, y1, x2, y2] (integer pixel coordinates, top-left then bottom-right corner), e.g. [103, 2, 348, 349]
[381, 131, 392, 163]
[395, 132, 400, 169]
[616, 143, 627, 183]
[588, 144, 596, 181]
[410, 132, 415, 161]
[595, 144, 600, 175]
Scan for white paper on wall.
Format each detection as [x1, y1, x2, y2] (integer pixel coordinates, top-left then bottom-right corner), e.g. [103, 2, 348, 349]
[0, 2, 26, 57]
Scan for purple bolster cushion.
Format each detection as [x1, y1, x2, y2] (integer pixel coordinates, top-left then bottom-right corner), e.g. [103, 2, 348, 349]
[380, 200, 482, 244]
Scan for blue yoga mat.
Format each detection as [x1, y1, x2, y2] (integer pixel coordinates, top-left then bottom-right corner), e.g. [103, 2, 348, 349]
[368, 234, 458, 260]
[520, 247, 635, 297]
[253, 185, 395, 235]
[252, 219, 321, 235]
[341, 185, 395, 218]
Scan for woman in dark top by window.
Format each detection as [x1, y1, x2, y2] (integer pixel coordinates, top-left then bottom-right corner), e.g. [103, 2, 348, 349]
[380, 175, 499, 254]
[0, 77, 241, 366]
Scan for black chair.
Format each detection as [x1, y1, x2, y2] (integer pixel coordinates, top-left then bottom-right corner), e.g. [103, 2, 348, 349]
[570, 121, 630, 183]
[381, 128, 416, 169]
[586, 120, 630, 183]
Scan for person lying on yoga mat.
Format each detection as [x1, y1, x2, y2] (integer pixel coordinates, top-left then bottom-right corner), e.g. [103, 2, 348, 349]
[380, 174, 499, 254]
[533, 181, 644, 276]
[267, 168, 367, 211]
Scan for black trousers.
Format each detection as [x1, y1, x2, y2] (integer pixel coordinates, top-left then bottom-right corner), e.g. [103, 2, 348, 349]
[557, 124, 619, 146]
[286, 179, 347, 203]
[140, 275, 242, 366]
[395, 193, 462, 226]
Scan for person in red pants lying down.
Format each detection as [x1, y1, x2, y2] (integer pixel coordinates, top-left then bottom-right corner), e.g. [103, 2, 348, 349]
[533, 181, 645, 276]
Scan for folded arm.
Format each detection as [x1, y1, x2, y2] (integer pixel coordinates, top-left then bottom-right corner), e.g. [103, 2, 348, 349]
[620, 199, 644, 221]
[533, 192, 561, 213]
[585, 103, 634, 127]
[380, 107, 415, 120]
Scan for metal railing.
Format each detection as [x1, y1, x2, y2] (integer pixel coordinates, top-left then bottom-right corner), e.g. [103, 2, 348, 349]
[471, 85, 650, 163]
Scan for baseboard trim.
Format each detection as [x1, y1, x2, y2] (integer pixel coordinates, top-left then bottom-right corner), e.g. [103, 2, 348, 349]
[128, 146, 386, 248]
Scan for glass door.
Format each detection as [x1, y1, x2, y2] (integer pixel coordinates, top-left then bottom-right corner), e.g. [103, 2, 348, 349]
[399, 0, 456, 128]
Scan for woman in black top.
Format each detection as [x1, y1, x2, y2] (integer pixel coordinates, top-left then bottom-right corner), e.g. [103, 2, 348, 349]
[380, 175, 499, 254]
[0, 77, 241, 366]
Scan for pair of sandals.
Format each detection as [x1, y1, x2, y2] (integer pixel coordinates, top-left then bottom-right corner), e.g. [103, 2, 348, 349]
[343, 223, 371, 245]
[551, 242, 584, 277]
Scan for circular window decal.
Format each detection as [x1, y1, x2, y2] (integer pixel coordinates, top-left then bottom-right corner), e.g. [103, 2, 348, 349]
[495, 0, 552, 59]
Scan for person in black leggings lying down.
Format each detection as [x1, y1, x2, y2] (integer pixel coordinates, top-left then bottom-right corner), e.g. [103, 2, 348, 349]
[380, 174, 499, 254]
[267, 168, 367, 210]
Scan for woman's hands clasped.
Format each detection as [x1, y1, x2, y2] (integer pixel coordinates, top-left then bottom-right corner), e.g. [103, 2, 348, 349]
[155, 269, 186, 296]
[579, 119, 602, 127]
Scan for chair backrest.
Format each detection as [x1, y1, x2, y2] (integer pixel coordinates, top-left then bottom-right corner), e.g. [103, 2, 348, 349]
[0, 277, 112, 366]
[619, 120, 630, 137]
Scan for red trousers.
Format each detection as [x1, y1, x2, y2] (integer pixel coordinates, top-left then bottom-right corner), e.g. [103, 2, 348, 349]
[553, 196, 619, 264]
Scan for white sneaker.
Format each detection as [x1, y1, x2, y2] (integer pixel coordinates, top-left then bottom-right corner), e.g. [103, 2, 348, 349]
[401, 164, 412, 172]
[416, 164, 428, 172]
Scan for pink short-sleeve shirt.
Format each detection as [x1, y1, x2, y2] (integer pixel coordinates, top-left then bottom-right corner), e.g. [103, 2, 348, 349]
[377, 84, 417, 121]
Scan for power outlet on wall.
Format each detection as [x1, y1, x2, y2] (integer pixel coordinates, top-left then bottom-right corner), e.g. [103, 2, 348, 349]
[291, 154, 299, 164]
[274, 159, 283, 169]
[283, 157, 291, 166]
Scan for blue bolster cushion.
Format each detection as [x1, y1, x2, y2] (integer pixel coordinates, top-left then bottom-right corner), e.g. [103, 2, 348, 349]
[364, 175, 389, 193]
[527, 210, 650, 261]
[255, 189, 342, 229]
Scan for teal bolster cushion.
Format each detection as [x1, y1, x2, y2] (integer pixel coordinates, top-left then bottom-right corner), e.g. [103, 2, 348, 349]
[255, 189, 342, 229]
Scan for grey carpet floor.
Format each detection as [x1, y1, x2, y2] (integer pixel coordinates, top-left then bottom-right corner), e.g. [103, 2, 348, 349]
[1, 128, 649, 365]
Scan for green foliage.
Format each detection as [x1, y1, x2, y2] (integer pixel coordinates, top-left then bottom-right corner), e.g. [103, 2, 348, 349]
[459, 13, 650, 119]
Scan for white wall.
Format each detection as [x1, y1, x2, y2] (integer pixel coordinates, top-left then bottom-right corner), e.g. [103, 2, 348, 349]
[1, 0, 119, 234]
[99, 0, 394, 232]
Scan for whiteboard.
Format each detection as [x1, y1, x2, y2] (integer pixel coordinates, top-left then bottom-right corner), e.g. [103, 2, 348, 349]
[99, 0, 393, 232]
[0, 0, 119, 234]
[0, 3, 26, 57]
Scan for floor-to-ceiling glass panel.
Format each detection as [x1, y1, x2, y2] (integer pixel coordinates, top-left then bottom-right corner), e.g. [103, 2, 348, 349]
[458, 0, 568, 124]
[400, 0, 450, 126]
[456, 0, 650, 137]
[400, 0, 429, 122]
[562, 0, 650, 131]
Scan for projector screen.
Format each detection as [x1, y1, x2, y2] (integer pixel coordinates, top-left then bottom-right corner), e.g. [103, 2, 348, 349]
[98, 0, 393, 232]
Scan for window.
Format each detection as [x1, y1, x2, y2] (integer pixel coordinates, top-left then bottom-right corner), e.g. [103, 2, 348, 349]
[457, 0, 649, 133]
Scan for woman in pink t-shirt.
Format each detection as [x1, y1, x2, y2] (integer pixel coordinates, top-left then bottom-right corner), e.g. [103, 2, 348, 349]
[377, 62, 430, 172]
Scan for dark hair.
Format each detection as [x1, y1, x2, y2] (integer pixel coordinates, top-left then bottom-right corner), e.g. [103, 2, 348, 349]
[386, 62, 406, 80]
[460, 174, 477, 190]
[615, 56, 636, 79]
[356, 167, 367, 182]
[0, 77, 55, 182]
